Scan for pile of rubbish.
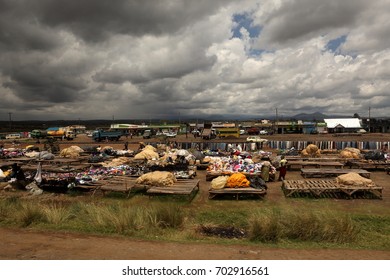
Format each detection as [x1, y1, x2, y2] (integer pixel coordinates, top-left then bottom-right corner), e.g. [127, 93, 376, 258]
[205, 156, 276, 176]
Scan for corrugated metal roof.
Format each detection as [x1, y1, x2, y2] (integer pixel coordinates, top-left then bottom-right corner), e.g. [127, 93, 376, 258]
[324, 118, 361, 128]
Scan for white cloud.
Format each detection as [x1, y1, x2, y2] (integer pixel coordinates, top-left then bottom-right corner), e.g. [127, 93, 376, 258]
[0, 0, 389, 120]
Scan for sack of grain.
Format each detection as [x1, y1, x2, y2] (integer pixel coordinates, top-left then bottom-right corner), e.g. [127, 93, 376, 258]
[101, 157, 132, 167]
[211, 176, 229, 189]
[336, 172, 374, 187]
[306, 144, 319, 154]
[135, 171, 177, 187]
[340, 148, 360, 159]
[301, 149, 309, 157]
[344, 147, 360, 155]
[134, 148, 159, 160]
[340, 150, 354, 158]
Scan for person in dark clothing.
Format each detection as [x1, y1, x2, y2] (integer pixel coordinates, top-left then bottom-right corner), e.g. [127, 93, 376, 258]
[278, 155, 288, 181]
[10, 163, 27, 190]
[124, 141, 128, 150]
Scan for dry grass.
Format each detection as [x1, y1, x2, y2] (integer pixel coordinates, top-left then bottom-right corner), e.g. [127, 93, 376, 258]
[248, 207, 358, 243]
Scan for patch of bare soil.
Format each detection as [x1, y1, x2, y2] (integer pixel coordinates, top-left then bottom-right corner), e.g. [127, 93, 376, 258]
[1, 227, 389, 260]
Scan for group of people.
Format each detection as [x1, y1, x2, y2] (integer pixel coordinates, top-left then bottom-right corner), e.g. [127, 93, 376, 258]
[259, 155, 288, 182]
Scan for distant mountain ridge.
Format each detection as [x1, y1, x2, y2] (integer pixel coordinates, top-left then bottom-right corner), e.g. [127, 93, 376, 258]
[291, 112, 328, 121]
[291, 112, 356, 121]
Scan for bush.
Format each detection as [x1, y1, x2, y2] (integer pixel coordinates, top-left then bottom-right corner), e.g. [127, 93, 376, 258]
[16, 202, 45, 227]
[248, 207, 358, 243]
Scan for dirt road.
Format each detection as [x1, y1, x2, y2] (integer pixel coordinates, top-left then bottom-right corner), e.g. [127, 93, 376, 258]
[1, 227, 389, 260]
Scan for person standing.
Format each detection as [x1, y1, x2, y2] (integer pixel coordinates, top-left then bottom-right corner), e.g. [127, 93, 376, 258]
[10, 163, 27, 190]
[124, 141, 128, 150]
[278, 155, 288, 181]
[261, 161, 271, 182]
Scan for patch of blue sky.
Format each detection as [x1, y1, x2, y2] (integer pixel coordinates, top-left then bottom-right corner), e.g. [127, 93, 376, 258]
[248, 48, 268, 57]
[232, 13, 261, 39]
[232, 13, 265, 57]
[325, 35, 347, 53]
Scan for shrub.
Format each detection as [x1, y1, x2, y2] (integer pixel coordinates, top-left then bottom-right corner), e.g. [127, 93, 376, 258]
[16, 202, 45, 227]
[248, 207, 358, 243]
[42, 204, 74, 225]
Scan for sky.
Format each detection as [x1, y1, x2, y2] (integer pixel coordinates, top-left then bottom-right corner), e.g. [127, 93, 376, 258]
[0, 0, 389, 121]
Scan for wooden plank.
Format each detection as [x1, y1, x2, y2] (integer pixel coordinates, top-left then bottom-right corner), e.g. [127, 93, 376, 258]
[281, 179, 382, 199]
[285, 156, 345, 162]
[301, 168, 371, 178]
[347, 160, 390, 170]
[146, 180, 200, 200]
[288, 161, 344, 170]
[208, 187, 266, 200]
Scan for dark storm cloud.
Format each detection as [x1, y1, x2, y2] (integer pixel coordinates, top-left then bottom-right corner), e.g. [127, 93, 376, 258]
[0, 1, 62, 51]
[0, 0, 230, 119]
[93, 50, 217, 85]
[0, 21, 62, 52]
[20, 0, 231, 42]
[1, 0, 389, 120]
[0, 48, 94, 105]
[3, 70, 86, 103]
[259, 0, 367, 45]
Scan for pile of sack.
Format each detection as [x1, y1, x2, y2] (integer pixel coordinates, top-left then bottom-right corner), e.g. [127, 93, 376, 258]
[336, 172, 375, 188]
[301, 144, 321, 157]
[135, 171, 177, 187]
[134, 145, 159, 160]
[60, 146, 84, 158]
[339, 147, 360, 159]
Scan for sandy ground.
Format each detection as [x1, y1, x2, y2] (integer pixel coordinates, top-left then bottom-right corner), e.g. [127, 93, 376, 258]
[1, 226, 389, 260]
[0, 133, 389, 260]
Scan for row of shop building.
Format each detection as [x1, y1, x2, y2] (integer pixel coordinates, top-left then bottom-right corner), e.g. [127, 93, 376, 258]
[109, 117, 390, 136]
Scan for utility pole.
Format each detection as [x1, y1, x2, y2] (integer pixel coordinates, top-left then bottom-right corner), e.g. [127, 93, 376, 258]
[275, 108, 278, 134]
[368, 106, 371, 133]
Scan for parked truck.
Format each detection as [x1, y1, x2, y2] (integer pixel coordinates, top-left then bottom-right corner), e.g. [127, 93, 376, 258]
[31, 130, 48, 139]
[201, 123, 216, 140]
[47, 128, 74, 140]
[92, 130, 122, 142]
[31, 128, 74, 140]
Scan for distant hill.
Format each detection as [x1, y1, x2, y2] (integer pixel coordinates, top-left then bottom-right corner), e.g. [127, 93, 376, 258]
[291, 112, 328, 121]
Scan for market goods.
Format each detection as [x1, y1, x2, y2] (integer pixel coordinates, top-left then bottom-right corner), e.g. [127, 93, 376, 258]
[336, 172, 374, 187]
[101, 157, 132, 167]
[135, 171, 177, 187]
[340, 148, 360, 159]
[301, 144, 320, 157]
[60, 146, 84, 158]
[226, 173, 250, 188]
[211, 176, 229, 189]
[134, 145, 159, 160]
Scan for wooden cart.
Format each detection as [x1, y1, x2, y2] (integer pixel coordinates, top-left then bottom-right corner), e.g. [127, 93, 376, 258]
[282, 179, 382, 199]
